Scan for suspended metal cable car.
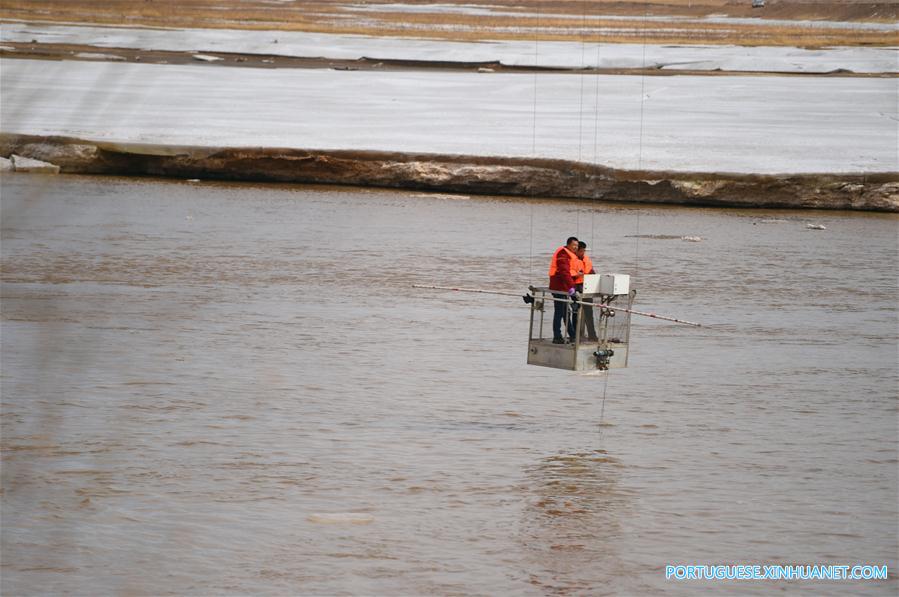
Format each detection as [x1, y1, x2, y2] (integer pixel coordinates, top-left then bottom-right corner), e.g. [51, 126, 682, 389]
[526, 274, 634, 372]
[414, 278, 700, 373]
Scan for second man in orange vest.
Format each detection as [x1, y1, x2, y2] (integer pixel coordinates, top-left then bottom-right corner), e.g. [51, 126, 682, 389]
[574, 241, 598, 342]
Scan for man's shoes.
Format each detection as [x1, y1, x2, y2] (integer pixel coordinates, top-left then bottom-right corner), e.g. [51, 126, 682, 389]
[586, 335, 599, 342]
[552, 337, 565, 344]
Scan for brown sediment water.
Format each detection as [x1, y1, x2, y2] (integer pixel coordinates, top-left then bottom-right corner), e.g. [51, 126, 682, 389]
[1, 174, 896, 594]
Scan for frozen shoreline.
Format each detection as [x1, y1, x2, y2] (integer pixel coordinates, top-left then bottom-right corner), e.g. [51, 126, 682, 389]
[1, 133, 896, 212]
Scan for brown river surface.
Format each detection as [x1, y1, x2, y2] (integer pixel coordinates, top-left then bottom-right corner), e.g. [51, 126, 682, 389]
[1, 174, 897, 595]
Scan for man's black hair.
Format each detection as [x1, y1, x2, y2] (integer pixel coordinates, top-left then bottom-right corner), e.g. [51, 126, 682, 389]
[566, 236, 579, 245]
[578, 241, 587, 249]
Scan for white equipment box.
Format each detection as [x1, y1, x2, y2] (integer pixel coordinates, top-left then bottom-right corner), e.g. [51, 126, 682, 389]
[598, 273, 630, 295]
[582, 274, 601, 294]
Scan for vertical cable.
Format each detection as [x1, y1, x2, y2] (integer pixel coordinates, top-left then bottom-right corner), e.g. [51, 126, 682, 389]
[529, 8, 540, 286]
[529, 203, 535, 286]
[531, 19, 539, 156]
[576, 0, 590, 237]
[597, 371, 610, 440]
[591, 13, 604, 249]
[635, 1, 650, 282]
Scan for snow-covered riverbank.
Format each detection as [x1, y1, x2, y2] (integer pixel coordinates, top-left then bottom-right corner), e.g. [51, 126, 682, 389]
[2, 58, 895, 175]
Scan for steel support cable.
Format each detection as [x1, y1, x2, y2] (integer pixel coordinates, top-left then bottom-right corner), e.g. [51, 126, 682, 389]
[592, 25, 609, 442]
[411, 285, 702, 327]
[635, 2, 650, 283]
[576, 0, 590, 237]
[590, 31, 604, 444]
[600, 1, 652, 443]
[591, 10, 604, 250]
[529, 6, 541, 288]
[598, 369, 610, 440]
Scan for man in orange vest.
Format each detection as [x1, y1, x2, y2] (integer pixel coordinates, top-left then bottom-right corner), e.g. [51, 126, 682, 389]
[574, 241, 599, 342]
[548, 236, 581, 343]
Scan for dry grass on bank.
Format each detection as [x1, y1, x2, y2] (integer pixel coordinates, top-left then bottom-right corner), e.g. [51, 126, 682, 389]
[1, 0, 896, 47]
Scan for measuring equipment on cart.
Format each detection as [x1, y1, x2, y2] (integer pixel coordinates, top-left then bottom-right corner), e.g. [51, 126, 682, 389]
[527, 274, 634, 372]
[413, 277, 700, 373]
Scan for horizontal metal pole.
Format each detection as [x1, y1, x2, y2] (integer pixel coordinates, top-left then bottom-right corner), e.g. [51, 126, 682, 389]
[412, 284, 702, 327]
[412, 284, 522, 298]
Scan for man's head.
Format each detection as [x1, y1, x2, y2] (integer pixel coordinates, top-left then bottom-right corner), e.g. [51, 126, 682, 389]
[566, 236, 579, 252]
[577, 241, 587, 258]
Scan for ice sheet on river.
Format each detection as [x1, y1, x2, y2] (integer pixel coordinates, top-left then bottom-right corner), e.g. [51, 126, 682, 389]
[2, 22, 896, 73]
[1, 59, 896, 174]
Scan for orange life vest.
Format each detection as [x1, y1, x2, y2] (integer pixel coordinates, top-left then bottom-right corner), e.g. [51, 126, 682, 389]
[573, 254, 593, 284]
[548, 247, 580, 278]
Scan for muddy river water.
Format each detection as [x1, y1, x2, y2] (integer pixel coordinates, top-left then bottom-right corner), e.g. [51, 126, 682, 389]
[1, 174, 896, 595]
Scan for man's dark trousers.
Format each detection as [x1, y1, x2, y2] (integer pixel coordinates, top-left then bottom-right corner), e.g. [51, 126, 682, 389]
[552, 292, 577, 341]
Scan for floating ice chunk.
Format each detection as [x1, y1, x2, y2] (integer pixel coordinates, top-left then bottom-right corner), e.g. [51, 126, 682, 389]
[193, 54, 223, 62]
[806, 223, 826, 230]
[11, 154, 60, 173]
[0, 157, 13, 172]
[307, 512, 374, 525]
[411, 193, 470, 200]
[681, 236, 703, 242]
[76, 52, 126, 61]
